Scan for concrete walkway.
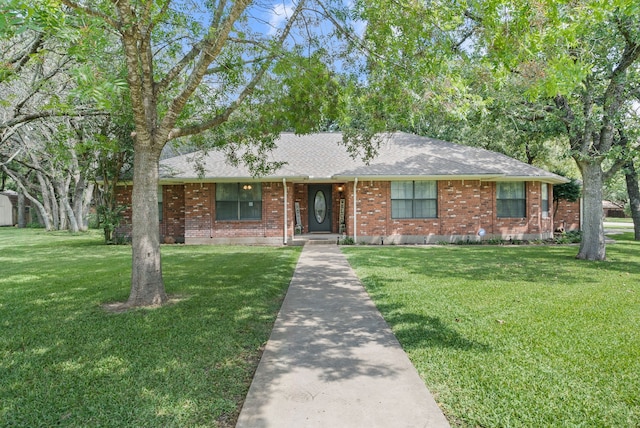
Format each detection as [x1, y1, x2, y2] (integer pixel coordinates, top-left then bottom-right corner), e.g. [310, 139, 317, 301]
[236, 245, 450, 428]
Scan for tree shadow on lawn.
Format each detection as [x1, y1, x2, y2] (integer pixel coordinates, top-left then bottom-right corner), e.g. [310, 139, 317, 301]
[376, 303, 491, 353]
[1, 247, 300, 427]
[349, 244, 640, 287]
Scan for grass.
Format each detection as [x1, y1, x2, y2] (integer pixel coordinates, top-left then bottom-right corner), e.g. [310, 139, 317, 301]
[342, 236, 640, 427]
[0, 228, 301, 427]
[605, 217, 634, 226]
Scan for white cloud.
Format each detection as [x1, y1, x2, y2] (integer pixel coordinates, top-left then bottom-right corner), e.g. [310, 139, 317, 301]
[268, 2, 295, 35]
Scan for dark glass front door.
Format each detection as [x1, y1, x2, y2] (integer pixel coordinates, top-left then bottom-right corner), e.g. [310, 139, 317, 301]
[308, 185, 332, 232]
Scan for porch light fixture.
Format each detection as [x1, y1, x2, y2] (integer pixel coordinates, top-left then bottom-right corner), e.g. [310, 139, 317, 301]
[337, 185, 344, 193]
[242, 184, 252, 190]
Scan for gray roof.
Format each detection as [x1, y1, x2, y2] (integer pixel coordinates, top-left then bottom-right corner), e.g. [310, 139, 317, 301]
[160, 132, 568, 184]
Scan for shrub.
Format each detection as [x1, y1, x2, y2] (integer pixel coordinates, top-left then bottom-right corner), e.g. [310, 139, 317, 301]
[340, 236, 355, 245]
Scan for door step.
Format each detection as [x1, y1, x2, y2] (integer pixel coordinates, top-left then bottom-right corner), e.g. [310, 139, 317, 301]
[306, 238, 340, 246]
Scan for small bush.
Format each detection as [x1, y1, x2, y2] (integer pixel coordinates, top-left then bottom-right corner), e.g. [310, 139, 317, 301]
[340, 236, 355, 245]
[555, 230, 582, 244]
[485, 237, 505, 245]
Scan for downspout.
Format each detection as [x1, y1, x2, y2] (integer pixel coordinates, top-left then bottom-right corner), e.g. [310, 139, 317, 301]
[353, 178, 358, 243]
[283, 178, 288, 245]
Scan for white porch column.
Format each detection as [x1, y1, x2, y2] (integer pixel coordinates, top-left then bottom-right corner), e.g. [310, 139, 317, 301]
[283, 178, 288, 245]
[353, 178, 358, 243]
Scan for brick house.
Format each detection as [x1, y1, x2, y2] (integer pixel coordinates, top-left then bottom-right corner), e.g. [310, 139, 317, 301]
[116, 132, 571, 244]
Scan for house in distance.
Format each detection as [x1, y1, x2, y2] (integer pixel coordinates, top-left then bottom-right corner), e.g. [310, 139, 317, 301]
[115, 132, 574, 245]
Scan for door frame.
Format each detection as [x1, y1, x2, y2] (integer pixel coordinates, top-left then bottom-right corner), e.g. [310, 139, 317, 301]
[308, 184, 332, 232]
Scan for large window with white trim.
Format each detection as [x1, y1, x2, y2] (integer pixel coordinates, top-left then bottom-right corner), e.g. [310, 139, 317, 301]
[391, 181, 437, 219]
[216, 183, 262, 220]
[497, 182, 526, 218]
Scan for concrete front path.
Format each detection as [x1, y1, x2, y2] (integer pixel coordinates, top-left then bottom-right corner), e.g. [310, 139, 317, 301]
[236, 245, 450, 428]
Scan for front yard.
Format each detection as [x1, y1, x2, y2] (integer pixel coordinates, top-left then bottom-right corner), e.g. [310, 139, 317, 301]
[3, 228, 639, 427]
[0, 229, 300, 427]
[343, 236, 640, 426]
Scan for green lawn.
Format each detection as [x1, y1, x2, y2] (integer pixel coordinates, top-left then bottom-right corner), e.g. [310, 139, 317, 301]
[343, 237, 640, 427]
[605, 217, 634, 227]
[0, 228, 300, 427]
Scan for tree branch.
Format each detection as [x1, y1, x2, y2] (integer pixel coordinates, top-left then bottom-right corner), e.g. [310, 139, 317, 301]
[8, 32, 45, 75]
[60, 0, 119, 29]
[168, 0, 306, 139]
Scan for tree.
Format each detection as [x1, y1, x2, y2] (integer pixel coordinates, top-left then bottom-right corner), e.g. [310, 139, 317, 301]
[354, 0, 640, 261]
[1, 4, 120, 231]
[50, 0, 351, 307]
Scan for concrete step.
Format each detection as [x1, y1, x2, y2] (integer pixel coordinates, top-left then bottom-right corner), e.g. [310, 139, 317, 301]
[306, 238, 340, 245]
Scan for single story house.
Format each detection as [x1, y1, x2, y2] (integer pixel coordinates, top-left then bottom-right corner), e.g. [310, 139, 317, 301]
[115, 132, 571, 245]
[602, 200, 626, 218]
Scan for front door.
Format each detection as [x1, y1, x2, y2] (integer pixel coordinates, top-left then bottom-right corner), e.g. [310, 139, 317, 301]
[308, 185, 332, 232]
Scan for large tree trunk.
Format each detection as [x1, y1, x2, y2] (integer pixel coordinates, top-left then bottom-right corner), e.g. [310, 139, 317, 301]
[78, 180, 94, 231]
[56, 179, 79, 233]
[17, 191, 26, 227]
[576, 160, 606, 260]
[35, 171, 56, 230]
[127, 144, 167, 307]
[624, 160, 640, 240]
[1, 165, 52, 230]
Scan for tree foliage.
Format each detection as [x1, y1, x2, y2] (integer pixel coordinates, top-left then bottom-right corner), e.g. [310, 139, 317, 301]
[10, 0, 359, 307]
[353, 0, 640, 260]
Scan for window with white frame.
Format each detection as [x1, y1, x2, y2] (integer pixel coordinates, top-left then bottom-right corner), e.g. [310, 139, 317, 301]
[541, 183, 549, 218]
[497, 182, 526, 218]
[216, 183, 262, 220]
[391, 181, 437, 219]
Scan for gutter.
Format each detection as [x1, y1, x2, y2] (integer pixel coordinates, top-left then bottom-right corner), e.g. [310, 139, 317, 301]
[332, 174, 568, 185]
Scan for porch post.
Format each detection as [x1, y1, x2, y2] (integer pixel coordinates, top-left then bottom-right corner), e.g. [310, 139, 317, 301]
[353, 178, 358, 243]
[283, 178, 288, 245]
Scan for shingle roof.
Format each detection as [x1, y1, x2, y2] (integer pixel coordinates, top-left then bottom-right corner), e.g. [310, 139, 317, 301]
[160, 132, 568, 183]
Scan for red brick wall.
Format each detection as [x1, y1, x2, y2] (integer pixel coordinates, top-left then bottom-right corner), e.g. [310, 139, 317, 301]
[554, 199, 581, 231]
[115, 185, 185, 242]
[183, 182, 288, 242]
[161, 185, 185, 242]
[115, 185, 132, 240]
[184, 183, 213, 239]
[345, 180, 555, 242]
[116, 179, 566, 244]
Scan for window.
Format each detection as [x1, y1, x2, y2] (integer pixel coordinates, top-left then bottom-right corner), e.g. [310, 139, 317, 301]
[158, 187, 163, 222]
[541, 183, 549, 218]
[497, 182, 526, 218]
[391, 181, 437, 219]
[216, 183, 262, 220]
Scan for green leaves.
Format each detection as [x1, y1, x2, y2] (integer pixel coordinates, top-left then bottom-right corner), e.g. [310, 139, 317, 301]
[0, 0, 63, 36]
[70, 65, 128, 111]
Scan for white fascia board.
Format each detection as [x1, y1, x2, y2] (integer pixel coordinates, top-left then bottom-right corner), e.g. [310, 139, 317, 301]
[492, 175, 569, 184]
[159, 175, 309, 184]
[331, 174, 506, 182]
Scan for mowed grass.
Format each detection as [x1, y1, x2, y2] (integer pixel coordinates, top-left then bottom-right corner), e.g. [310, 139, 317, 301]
[0, 228, 300, 427]
[343, 236, 640, 427]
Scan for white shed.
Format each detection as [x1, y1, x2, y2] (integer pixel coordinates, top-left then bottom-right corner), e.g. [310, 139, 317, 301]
[0, 193, 13, 226]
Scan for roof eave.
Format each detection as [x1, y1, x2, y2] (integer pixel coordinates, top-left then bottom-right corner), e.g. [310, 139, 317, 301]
[159, 175, 310, 184]
[331, 174, 506, 181]
[493, 175, 570, 184]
